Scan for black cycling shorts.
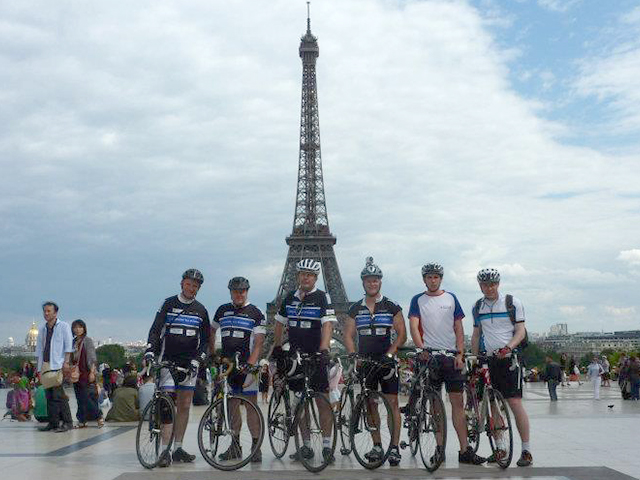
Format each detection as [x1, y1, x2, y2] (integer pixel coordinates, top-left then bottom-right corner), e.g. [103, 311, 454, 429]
[287, 356, 329, 393]
[429, 355, 465, 393]
[361, 357, 398, 395]
[489, 357, 523, 399]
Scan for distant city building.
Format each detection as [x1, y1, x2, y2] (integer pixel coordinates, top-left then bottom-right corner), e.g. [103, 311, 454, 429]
[26, 322, 38, 352]
[549, 323, 568, 336]
[535, 330, 640, 359]
[7, 337, 14, 347]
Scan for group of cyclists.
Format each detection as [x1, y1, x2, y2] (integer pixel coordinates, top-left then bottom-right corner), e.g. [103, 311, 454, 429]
[141, 257, 533, 469]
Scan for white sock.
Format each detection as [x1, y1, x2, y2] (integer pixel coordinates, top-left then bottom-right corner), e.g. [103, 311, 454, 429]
[303, 440, 310, 447]
[174, 441, 182, 449]
[522, 441, 530, 452]
[322, 437, 331, 447]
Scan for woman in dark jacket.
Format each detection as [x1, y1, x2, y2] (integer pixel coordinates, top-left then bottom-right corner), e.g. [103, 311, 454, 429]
[71, 319, 104, 427]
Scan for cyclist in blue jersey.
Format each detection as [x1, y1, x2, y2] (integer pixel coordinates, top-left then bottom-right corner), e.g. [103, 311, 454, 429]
[210, 276, 266, 462]
[144, 269, 211, 467]
[409, 263, 486, 465]
[272, 258, 336, 463]
[344, 257, 406, 466]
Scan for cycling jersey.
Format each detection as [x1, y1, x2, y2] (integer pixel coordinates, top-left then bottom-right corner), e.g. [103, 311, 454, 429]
[146, 294, 210, 365]
[408, 291, 464, 351]
[212, 302, 266, 363]
[348, 295, 401, 356]
[473, 293, 525, 353]
[275, 288, 336, 353]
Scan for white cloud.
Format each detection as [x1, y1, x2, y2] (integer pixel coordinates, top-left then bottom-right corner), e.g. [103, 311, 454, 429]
[618, 249, 640, 266]
[574, 7, 640, 133]
[603, 306, 636, 317]
[537, 0, 581, 13]
[0, 0, 639, 341]
[559, 305, 586, 316]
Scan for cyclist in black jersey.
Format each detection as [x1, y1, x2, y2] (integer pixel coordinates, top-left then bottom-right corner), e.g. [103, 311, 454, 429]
[210, 277, 266, 462]
[343, 257, 406, 466]
[144, 269, 210, 467]
[272, 258, 336, 463]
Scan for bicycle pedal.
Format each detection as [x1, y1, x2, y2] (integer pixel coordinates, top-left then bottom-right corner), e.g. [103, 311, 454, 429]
[399, 441, 408, 449]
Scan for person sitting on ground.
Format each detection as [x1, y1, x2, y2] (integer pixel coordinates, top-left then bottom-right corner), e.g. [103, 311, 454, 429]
[105, 374, 139, 422]
[138, 372, 155, 413]
[7, 375, 31, 421]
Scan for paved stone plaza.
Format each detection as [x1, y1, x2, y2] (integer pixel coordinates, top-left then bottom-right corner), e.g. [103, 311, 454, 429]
[1, 381, 638, 480]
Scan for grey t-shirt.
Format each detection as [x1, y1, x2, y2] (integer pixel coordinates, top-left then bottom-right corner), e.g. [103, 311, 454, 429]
[138, 382, 155, 412]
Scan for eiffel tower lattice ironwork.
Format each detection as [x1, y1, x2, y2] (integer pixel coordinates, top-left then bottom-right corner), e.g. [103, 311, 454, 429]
[266, 10, 350, 342]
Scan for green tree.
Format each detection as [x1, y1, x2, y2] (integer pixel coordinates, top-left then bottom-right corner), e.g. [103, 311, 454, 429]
[0, 355, 32, 374]
[96, 344, 126, 369]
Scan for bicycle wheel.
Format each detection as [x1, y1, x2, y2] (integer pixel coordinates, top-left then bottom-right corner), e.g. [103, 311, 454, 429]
[463, 383, 481, 454]
[292, 392, 337, 473]
[267, 388, 291, 458]
[418, 389, 447, 472]
[350, 391, 395, 469]
[485, 388, 513, 469]
[337, 387, 354, 455]
[136, 394, 175, 469]
[408, 389, 422, 456]
[198, 396, 265, 471]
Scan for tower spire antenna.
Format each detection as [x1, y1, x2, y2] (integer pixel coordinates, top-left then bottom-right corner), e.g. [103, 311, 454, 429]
[307, 1, 311, 32]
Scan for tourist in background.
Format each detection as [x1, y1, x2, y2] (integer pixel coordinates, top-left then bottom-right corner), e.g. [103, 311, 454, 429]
[259, 364, 270, 404]
[544, 356, 562, 401]
[628, 356, 640, 401]
[138, 371, 155, 413]
[105, 374, 139, 421]
[71, 319, 104, 428]
[35, 301, 74, 432]
[601, 356, 611, 387]
[586, 356, 604, 400]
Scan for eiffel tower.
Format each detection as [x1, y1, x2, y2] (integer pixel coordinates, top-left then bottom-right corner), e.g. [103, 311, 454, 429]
[266, 7, 350, 344]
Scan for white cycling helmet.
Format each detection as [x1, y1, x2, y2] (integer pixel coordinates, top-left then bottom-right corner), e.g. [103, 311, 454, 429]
[360, 257, 383, 279]
[296, 258, 321, 275]
[477, 268, 500, 283]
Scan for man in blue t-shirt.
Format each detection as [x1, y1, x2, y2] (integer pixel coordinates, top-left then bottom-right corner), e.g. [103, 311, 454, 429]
[408, 263, 485, 465]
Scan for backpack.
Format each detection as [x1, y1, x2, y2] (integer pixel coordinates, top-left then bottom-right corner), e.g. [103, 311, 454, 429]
[472, 294, 529, 350]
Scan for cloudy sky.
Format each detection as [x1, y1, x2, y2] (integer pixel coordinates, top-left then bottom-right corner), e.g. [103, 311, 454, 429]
[2, 0, 640, 344]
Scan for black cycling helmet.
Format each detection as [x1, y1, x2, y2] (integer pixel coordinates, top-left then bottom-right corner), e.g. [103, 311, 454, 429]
[421, 263, 444, 277]
[182, 268, 204, 284]
[360, 257, 383, 279]
[228, 276, 250, 290]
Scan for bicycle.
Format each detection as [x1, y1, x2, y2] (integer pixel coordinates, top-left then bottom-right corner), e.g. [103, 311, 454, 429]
[197, 354, 265, 471]
[267, 350, 337, 473]
[463, 353, 514, 469]
[398, 348, 453, 472]
[136, 360, 187, 469]
[342, 354, 397, 469]
[335, 355, 355, 456]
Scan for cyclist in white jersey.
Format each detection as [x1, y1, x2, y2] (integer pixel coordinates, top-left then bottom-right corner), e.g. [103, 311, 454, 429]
[408, 263, 486, 465]
[470, 268, 532, 467]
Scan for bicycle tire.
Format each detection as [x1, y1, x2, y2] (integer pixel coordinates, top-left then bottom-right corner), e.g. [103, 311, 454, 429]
[350, 391, 395, 469]
[136, 394, 175, 469]
[418, 389, 447, 472]
[197, 396, 265, 471]
[292, 392, 337, 473]
[267, 388, 291, 458]
[407, 388, 422, 456]
[485, 388, 513, 469]
[463, 383, 481, 454]
[337, 387, 354, 455]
